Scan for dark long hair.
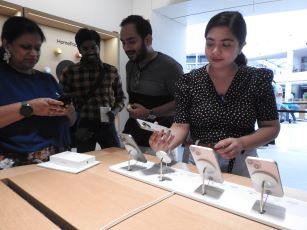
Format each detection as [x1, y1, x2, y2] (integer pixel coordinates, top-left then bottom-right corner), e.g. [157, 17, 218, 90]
[0, 16, 45, 63]
[205, 11, 247, 66]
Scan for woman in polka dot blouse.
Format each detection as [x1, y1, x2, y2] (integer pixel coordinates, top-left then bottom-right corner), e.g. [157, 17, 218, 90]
[149, 11, 280, 177]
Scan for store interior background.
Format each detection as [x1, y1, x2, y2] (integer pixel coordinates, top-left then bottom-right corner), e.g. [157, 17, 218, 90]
[3, 0, 307, 191]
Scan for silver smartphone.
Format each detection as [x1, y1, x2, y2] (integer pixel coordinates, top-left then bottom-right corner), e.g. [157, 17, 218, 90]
[245, 156, 284, 197]
[136, 119, 168, 132]
[189, 145, 224, 183]
[119, 133, 147, 163]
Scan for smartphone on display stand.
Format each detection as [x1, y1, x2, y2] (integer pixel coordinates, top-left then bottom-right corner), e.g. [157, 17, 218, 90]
[245, 156, 284, 197]
[119, 133, 147, 163]
[189, 145, 224, 184]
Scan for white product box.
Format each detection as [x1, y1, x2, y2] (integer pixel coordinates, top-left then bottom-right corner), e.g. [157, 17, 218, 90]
[38, 151, 100, 173]
[50, 151, 96, 168]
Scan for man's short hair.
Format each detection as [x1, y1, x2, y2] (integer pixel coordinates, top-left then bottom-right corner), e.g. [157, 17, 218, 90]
[75, 28, 100, 49]
[120, 15, 152, 39]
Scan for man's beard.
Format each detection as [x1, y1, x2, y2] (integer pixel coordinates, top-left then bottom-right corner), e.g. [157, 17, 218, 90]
[130, 43, 147, 63]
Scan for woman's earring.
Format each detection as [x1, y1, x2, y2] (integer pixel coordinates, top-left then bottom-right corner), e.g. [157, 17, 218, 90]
[3, 48, 11, 64]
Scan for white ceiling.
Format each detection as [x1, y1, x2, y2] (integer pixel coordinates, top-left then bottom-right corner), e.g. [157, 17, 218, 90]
[154, 0, 307, 25]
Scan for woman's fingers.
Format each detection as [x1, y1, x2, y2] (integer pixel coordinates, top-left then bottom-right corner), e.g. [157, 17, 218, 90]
[149, 130, 173, 151]
[214, 138, 243, 159]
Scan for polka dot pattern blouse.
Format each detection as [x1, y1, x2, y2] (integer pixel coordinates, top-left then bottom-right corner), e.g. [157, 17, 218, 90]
[174, 65, 278, 144]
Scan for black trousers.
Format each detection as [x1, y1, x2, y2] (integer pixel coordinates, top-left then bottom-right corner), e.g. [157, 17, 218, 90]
[76, 119, 120, 153]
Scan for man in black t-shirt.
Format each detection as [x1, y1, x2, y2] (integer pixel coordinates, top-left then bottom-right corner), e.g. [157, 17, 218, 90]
[119, 15, 183, 152]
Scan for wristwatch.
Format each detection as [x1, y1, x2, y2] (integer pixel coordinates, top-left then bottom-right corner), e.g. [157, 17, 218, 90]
[19, 101, 33, 117]
[147, 109, 157, 120]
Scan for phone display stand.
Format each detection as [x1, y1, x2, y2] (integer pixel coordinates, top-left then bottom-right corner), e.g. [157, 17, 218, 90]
[246, 156, 284, 214]
[156, 151, 172, 181]
[110, 156, 307, 230]
[124, 144, 138, 171]
[252, 172, 279, 214]
[119, 133, 147, 171]
[189, 145, 224, 196]
[197, 160, 217, 195]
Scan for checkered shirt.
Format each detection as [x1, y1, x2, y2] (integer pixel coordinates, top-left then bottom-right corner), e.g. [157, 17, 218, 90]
[60, 61, 125, 120]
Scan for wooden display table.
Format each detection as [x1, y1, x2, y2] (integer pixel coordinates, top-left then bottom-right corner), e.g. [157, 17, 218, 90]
[5, 149, 169, 229]
[0, 148, 306, 229]
[111, 194, 273, 230]
[0, 181, 59, 230]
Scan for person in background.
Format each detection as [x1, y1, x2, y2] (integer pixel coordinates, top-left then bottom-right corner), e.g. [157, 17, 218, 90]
[119, 15, 183, 154]
[149, 11, 280, 177]
[60, 28, 125, 153]
[285, 92, 299, 124]
[272, 82, 298, 124]
[272, 80, 285, 123]
[0, 16, 76, 169]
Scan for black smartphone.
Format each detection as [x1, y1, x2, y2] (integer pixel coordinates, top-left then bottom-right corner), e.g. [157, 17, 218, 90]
[57, 95, 72, 105]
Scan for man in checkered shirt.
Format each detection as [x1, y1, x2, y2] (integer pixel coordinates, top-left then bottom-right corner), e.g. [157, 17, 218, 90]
[60, 28, 125, 152]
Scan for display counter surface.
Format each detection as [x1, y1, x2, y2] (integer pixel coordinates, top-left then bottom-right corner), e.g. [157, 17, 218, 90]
[5, 149, 169, 230]
[111, 194, 273, 230]
[110, 160, 307, 230]
[1, 147, 306, 230]
[0, 181, 59, 230]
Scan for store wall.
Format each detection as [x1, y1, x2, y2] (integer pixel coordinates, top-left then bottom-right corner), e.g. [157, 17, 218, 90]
[36, 25, 79, 79]
[151, 11, 186, 71]
[0, 15, 7, 29]
[4, 0, 186, 131]
[131, 0, 186, 70]
[5, 0, 132, 32]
